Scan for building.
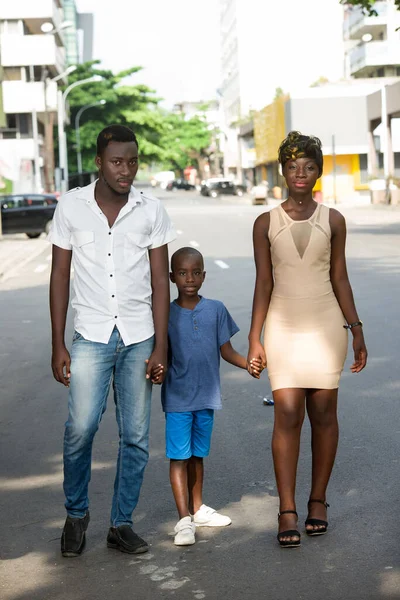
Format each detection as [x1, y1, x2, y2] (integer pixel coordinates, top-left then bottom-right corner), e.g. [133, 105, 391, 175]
[0, 1, 69, 193]
[219, 0, 344, 181]
[343, 0, 400, 79]
[253, 80, 400, 203]
[63, 0, 94, 66]
[0, 1, 93, 194]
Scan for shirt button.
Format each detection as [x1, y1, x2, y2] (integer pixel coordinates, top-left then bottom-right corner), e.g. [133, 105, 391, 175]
[115, 316, 118, 319]
[195, 327, 198, 330]
[108, 253, 111, 256]
[112, 295, 115, 298]
[108, 231, 112, 235]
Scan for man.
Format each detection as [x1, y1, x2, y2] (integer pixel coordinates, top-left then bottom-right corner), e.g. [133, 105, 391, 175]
[48, 125, 176, 557]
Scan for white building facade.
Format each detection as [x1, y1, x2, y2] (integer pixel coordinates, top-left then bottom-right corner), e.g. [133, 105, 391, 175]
[343, 0, 400, 79]
[0, 0, 92, 194]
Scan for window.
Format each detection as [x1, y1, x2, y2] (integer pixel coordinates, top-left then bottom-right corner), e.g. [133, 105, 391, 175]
[19, 114, 30, 137]
[6, 114, 17, 129]
[3, 67, 22, 81]
[359, 154, 368, 184]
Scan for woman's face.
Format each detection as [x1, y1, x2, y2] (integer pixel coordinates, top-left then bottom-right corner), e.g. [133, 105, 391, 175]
[283, 157, 320, 196]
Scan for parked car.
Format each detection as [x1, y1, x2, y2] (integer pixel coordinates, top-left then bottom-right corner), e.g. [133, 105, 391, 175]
[200, 178, 245, 199]
[166, 179, 196, 191]
[0, 193, 57, 238]
[150, 171, 175, 189]
[250, 181, 269, 205]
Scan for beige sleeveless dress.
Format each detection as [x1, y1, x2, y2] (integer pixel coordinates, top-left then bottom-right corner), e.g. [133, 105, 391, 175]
[264, 203, 348, 391]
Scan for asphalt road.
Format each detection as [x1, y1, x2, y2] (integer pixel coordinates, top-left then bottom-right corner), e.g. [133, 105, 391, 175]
[1, 190, 400, 600]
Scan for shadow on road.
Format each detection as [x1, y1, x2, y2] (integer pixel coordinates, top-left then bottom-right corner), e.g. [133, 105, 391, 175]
[1, 247, 400, 599]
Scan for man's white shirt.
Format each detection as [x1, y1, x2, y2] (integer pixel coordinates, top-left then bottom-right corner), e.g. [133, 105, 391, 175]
[47, 181, 176, 345]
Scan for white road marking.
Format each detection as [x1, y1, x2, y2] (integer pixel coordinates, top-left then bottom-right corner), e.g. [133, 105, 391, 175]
[214, 260, 229, 269]
[177, 229, 183, 235]
[189, 240, 200, 247]
[34, 264, 48, 273]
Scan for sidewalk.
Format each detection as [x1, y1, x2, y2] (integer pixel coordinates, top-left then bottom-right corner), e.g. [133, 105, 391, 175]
[0, 235, 49, 282]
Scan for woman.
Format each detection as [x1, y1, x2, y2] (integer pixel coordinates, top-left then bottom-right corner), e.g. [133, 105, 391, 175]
[248, 131, 367, 548]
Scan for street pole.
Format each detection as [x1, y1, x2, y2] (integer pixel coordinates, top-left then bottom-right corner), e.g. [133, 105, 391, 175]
[32, 107, 42, 193]
[57, 89, 66, 193]
[381, 84, 389, 178]
[75, 100, 106, 183]
[58, 75, 102, 194]
[332, 134, 337, 204]
[29, 66, 42, 193]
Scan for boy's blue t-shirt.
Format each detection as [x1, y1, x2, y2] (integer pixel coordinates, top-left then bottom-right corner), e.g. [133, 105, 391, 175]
[161, 297, 239, 413]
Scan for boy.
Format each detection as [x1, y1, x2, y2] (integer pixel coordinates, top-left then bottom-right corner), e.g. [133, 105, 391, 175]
[48, 125, 175, 557]
[160, 246, 263, 546]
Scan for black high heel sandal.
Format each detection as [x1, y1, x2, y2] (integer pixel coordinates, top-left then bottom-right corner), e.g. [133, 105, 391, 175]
[277, 510, 301, 548]
[305, 499, 330, 536]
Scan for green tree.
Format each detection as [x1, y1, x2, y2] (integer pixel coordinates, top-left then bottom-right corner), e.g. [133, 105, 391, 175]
[62, 61, 164, 175]
[160, 110, 213, 178]
[340, 0, 400, 14]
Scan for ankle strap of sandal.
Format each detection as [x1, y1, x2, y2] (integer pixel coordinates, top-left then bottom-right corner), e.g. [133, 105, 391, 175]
[278, 510, 298, 518]
[308, 499, 330, 508]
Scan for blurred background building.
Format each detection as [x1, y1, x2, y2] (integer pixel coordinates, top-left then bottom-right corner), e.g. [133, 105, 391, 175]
[219, 0, 400, 203]
[0, 0, 93, 194]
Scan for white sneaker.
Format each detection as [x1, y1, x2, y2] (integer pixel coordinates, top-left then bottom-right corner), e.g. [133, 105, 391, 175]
[174, 516, 196, 546]
[193, 504, 232, 527]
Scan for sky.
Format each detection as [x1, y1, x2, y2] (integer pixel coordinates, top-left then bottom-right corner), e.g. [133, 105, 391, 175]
[76, 0, 346, 108]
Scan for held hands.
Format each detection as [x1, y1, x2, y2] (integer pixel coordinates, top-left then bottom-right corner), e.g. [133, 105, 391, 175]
[52, 344, 71, 387]
[350, 331, 368, 373]
[247, 341, 267, 379]
[145, 350, 167, 385]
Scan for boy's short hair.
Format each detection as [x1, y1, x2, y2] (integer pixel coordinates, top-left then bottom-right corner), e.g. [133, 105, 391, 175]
[171, 247, 204, 271]
[96, 125, 139, 156]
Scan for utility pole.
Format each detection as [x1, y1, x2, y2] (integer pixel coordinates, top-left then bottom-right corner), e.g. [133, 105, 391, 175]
[332, 134, 337, 204]
[30, 66, 42, 193]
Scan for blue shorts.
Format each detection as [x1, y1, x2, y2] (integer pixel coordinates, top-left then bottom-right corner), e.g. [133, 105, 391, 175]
[165, 409, 214, 460]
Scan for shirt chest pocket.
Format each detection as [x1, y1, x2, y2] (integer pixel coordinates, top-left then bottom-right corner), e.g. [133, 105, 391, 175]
[71, 230, 96, 261]
[124, 232, 151, 266]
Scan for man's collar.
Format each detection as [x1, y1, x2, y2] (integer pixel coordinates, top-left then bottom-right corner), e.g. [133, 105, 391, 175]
[75, 179, 143, 206]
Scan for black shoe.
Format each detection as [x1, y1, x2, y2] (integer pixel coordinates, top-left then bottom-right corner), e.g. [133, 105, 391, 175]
[61, 511, 90, 557]
[277, 510, 301, 548]
[107, 525, 149, 554]
[305, 499, 330, 536]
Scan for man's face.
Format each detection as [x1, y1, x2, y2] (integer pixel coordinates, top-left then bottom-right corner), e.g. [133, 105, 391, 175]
[95, 141, 139, 195]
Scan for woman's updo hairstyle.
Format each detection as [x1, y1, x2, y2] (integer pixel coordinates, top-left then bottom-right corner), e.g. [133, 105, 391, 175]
[278, 131, 323, 177]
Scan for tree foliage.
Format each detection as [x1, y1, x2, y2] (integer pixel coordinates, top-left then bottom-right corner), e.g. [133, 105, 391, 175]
[63, 61, 163, 174]
[159, 111, 213, 175]
[340, 0, 400, 14]
[62, 61, 214, 178]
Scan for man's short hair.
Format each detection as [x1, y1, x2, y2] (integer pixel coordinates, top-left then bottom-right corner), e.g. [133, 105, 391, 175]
[96, 125, 139, 156]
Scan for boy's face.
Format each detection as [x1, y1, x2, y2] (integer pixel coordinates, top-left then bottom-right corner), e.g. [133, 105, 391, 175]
[170, 255, 206, 297]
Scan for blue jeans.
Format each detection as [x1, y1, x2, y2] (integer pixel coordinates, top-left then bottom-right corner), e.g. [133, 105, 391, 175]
[63, 328, 154, 526]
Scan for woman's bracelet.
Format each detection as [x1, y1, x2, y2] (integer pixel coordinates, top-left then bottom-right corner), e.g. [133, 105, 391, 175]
[343, 320, 363, 330]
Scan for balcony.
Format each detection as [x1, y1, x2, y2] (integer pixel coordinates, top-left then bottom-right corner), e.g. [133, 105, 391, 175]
[0, 0, 63, 38]
[348, 40, 400, 76]
[343, 2, 387, 41]
[2, 81, 58, 114]
[0, 34, 66, 77]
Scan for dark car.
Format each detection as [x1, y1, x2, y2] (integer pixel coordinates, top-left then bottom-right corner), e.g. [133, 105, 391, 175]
[200, 178, 245, 198]
[1, 193, 57, 238]
[166, 179, 196, 191]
